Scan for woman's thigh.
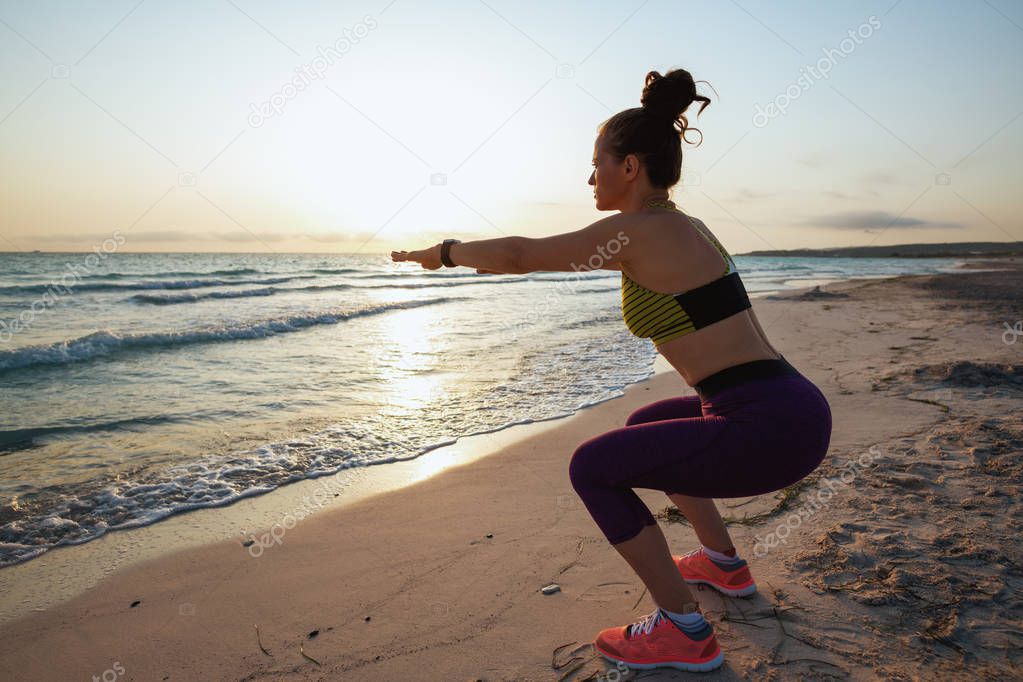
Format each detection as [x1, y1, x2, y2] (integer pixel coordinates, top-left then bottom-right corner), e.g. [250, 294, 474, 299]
[625, 394, 702, 426]
[574, 409, 818, 500]
[572, 413, 728, 496]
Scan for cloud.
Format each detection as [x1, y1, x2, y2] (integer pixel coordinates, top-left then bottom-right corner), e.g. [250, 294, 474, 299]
[796, 153, 828, 169]
[860, 171, 901, 186]
[29, 230, 359, 247]
[210, 230, 384, 244]
[303, 231, 366, 243]
[808, 211, 966, 230]
[212, 231, 289, 243]
[822, 190, 859, 201]
[131, 230, 214, 242]
[32, 230, 192, 243]
[727, 187, 777, 203]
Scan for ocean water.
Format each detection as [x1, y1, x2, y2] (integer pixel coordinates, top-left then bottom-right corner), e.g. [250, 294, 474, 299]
[0, 252, 965, 567]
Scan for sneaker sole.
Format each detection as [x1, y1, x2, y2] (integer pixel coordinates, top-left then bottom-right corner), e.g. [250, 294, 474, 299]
[595, 646, 725, 672]
[683, 577, 758, 597]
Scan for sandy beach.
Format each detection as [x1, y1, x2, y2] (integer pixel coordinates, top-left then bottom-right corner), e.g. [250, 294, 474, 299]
[0, 260, 1020, 681]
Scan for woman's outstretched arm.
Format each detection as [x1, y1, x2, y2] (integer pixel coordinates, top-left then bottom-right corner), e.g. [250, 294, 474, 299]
[391, 235, 521, 273]
[391, 213, 633, 274]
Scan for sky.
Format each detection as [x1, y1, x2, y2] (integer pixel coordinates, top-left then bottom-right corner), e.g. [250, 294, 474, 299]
[0, 0, 1021, 254]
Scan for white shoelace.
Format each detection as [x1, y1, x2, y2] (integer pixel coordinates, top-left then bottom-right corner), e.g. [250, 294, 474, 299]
[680, 547, 704, 561]
[628, 609, 667, 638]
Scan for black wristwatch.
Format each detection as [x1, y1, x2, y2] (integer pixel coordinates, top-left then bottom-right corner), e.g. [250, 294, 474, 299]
[440, 239, 461, 267]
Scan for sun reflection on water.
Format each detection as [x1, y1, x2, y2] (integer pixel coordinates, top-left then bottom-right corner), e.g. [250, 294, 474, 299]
[377, 304, 451, 416]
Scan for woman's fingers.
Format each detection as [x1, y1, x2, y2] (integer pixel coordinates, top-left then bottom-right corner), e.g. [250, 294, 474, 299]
[391, 248, 443, 270]
[391, 250, 422, 264]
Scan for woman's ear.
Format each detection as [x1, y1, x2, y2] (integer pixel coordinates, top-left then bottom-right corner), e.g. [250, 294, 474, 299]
[624, 153, 640, 179]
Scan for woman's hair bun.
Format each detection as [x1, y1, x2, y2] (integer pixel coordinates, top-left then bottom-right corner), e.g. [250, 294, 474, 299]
[640, 69, 711, 143]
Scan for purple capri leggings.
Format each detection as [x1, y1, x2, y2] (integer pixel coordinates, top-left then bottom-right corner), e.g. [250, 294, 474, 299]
[568, 357, 831, 545]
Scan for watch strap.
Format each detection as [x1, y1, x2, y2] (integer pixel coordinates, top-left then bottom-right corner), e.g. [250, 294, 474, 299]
[441, 239, 460, 267]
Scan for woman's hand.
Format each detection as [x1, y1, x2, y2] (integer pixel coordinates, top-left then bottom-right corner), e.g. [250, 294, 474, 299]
[391, 244, 443, 270]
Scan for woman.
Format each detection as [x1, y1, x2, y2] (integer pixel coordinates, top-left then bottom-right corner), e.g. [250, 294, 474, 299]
[391, 68, 832, 673]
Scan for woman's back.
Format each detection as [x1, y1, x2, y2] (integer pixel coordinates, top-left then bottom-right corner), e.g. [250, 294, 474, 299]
[619, 204, 782, 386]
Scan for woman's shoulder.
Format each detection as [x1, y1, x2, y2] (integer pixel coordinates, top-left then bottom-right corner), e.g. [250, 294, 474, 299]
[643, 208, 708, 241]
[677, 211, 706, 229]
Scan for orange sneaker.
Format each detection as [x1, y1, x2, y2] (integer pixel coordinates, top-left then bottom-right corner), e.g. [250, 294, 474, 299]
[674, 548, 757, 597]
[593, 607, 724, 672]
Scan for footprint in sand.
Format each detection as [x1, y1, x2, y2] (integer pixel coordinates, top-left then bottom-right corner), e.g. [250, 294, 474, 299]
[577, 581, 636, 602]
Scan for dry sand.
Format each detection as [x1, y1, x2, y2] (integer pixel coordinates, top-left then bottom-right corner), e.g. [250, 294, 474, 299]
[0, 260, 1020, 681]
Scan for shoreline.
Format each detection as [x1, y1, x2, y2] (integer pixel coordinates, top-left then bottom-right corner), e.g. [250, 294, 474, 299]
[0, 259, 1019, 680]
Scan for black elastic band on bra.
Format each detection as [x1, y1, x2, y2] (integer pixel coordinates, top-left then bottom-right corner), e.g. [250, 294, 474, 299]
[693, 356, 800, 400]
[672, 271, 751, 329]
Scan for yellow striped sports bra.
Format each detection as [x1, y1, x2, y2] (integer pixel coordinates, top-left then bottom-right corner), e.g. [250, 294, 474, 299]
[622, 199, 751, 346]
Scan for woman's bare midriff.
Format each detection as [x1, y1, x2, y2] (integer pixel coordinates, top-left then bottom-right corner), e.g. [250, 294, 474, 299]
[656, 310, 783, 387]
[620, 209, 783, 387]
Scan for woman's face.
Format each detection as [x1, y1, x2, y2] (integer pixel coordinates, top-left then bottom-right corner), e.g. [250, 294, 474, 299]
[588, 136, 629, 211]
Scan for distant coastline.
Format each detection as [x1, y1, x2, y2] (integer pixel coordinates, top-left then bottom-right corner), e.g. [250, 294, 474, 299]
[737, 241, 1023, 259]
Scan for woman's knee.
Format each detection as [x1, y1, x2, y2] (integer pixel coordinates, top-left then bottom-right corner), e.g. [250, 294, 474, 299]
[624, 408, 648, 427]
[568, 440, 606, 492]
[625, 403, 663, 426]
